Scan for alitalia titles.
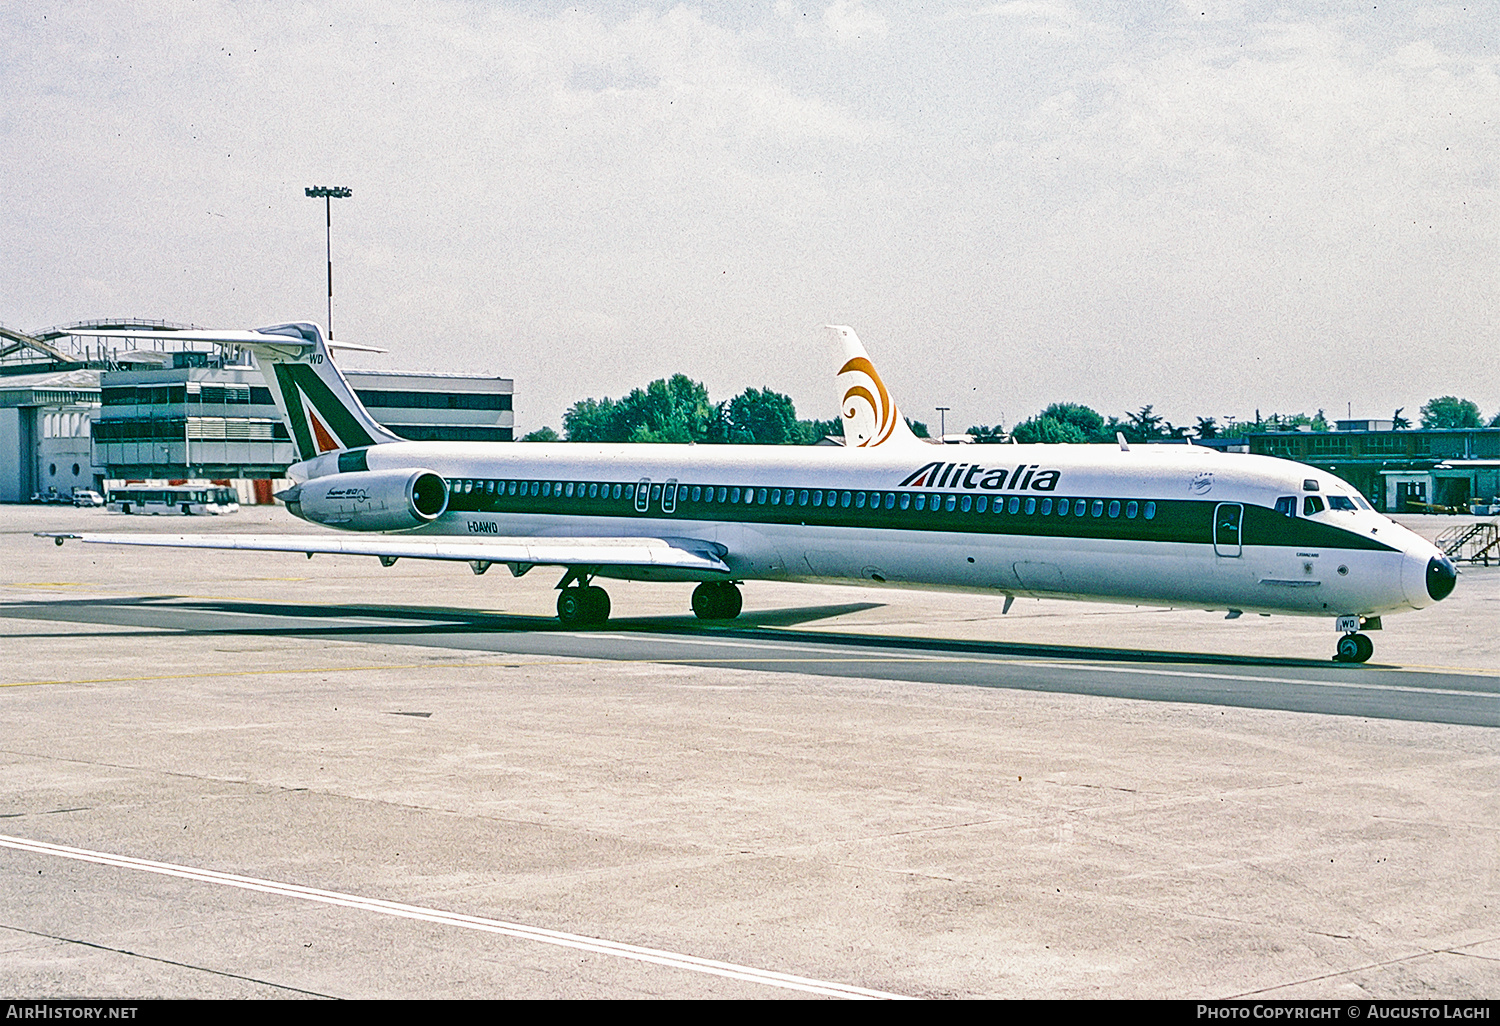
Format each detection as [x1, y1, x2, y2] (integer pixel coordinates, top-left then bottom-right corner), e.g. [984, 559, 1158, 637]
[900, 461, 1061, 492]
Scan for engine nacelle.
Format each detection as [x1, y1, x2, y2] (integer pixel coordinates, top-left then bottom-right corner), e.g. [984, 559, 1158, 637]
[286, 469, 449, 531]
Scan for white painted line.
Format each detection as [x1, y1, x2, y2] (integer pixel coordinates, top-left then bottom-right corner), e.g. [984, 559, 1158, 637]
[1008, 661, 1500, 699]
[0, 834, 909, 1000]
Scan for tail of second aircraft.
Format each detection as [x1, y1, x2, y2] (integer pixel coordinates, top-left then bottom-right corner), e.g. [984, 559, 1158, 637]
[825, 325, 927, 449]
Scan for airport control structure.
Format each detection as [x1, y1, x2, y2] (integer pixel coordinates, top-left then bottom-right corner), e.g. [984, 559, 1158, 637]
[0, 320, 513, 505]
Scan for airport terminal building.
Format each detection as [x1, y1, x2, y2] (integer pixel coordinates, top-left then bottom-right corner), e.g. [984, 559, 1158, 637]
[1, 320, 514, 504]
[1245, 420, 1500, 514]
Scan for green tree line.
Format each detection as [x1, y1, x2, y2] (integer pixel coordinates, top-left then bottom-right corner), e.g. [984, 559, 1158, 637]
[522, 378, 1500, 444]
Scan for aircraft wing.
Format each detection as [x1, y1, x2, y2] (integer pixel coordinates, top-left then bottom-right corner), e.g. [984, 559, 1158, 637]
[40, 533, 732, 576]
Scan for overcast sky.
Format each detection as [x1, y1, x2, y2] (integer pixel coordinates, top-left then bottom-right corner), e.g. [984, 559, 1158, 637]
[2, 1, 1495, 435]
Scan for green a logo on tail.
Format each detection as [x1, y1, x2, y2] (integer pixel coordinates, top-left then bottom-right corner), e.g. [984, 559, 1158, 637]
[273, 361, 383, 459]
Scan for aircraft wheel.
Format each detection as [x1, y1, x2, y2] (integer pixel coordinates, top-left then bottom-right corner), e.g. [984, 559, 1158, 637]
[582, 586, 611, 624]
[692, 582, 742, 620]
[1353, 633, 1374, 662]
[1334, 633, 1372, 663]
[557, 588, 587, 625]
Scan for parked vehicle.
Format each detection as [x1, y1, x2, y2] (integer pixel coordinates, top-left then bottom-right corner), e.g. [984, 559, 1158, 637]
[107, 486, 240, 515]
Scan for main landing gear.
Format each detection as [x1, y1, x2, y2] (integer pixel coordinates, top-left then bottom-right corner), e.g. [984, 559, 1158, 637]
[555, 568, 611, 626]
[1334, 632, 1374, 663]
[692, 581, 742, 621]
[557, 585, 610, 626]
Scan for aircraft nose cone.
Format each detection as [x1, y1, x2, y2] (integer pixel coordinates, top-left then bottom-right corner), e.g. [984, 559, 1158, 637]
[1427, 555, 1457, 602]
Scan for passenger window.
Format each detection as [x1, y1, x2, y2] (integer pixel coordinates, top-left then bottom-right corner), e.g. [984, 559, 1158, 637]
[564, 482, 574, 498]
[1091, 500, 1104, 517]
[914, 494, 925, 511]
[899, 493, 910, 510]
[1077, 500, 1088, 517]
[976, 496, 988, 513]
[885, 493, 895, 509]
[855, 492, 867, 509]
[1025, 497, 1036, 515]
[960, 495, 972, 512]
[1008, 496, 1020, 514]
[799, 489, 809, 505]
[611, 484, 621, 499]
[944, 495, 956, 512]
[651, 484, 662, 502]
[1144, 501, 1156, 519]
[1274, 496, 1297, 517]
[841, 491, 853, 508]
[508, 481, 517, 496]
[1125, 500, 1137, 518]
[730, 487, 741, 503]
[1304, 496, 1325, 515]
[1107, 500, 1120, 518]
[771, 489, 781, 505]
[589, 483, 598, 498]
[690, 486, 700, 502]
[1040, 498, 1052, 515]
[758, 488, 768, 504]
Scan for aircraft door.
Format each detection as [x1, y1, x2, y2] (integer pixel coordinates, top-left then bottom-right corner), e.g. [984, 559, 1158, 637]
[634, 478, 651, 514]
[1214, 502, 1243, 557]
[662, 478, 678, 514]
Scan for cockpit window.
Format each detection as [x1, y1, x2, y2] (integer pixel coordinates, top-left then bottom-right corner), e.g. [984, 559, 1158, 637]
[1327, 496, 1357, 511]
[1352, 495, 1372, 510]
[1274, 496, 1298, 518]
[1304, 495, 1326, 515]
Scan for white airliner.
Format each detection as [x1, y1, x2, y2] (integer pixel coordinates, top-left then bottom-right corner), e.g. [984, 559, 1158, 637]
[48, 323, 1456, 663]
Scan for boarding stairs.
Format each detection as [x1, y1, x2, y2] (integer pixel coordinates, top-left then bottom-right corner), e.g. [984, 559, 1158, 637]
[1436, 518, 1500, 566]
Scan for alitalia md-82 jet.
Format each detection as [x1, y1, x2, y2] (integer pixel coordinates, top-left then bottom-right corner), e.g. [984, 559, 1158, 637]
[46, 323, 1456, 663]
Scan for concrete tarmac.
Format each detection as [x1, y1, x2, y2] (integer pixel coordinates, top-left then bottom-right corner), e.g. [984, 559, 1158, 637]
[1, 506, 1497, 998]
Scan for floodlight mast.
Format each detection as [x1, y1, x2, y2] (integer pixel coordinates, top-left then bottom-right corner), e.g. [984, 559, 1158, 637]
[304, 186, 352, 339]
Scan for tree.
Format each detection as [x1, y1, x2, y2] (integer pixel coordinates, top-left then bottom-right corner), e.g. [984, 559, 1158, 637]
[1011, 416, 1087, 444]
[1193, 417, 1219, 440]
[794, 417, 842, 444]
[1392, 408, 1410, 431]
[966, 424, 1007, 444]
[1009, 403, 1112, 445]
[1420, 396, 1482, 430]
[1124, 405, 1167, 442]
[905, 417, 930, 438]
[724, 387, 799, 444]
[519, 426, 559, 442]
[563, 374, 718, 443]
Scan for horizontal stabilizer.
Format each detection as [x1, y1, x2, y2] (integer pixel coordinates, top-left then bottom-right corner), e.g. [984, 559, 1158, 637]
[41, 533, 732, 575]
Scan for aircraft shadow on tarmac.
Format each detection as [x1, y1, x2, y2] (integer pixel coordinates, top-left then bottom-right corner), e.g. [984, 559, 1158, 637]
[6, 595, 1497, 727]
[2, 593, 1377, 670]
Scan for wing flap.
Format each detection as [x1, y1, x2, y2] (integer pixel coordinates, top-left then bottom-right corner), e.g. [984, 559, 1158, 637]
[41, 533, 731, 574]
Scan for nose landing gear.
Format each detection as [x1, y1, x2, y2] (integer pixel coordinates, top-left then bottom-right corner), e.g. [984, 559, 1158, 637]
[1334, 632, 1374, 663]
[692, 581, 743, 621]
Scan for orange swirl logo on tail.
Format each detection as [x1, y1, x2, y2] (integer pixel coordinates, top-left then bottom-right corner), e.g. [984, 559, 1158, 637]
[838, 356, 898, 447]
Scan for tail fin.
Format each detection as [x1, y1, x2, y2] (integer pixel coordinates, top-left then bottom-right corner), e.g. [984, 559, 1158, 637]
[242, 323, 401, 461]
[63, 321, 401, 462]
[825, 325, 926, 449]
